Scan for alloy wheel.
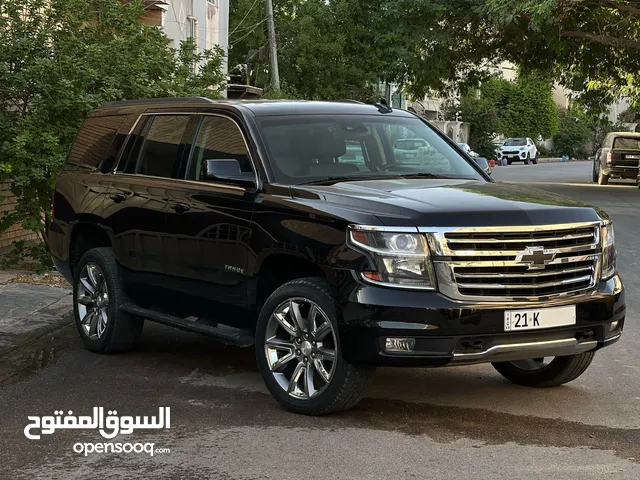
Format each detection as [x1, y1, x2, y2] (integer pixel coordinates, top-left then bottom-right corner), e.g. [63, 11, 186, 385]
[76, 262, 109, 340]
[264, 298, 337, 399]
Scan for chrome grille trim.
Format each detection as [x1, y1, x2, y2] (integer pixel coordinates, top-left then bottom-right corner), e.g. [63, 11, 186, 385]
[454, 265, 592, 279]
[422, 222, 602, 302]
[456, 274, 592, 290]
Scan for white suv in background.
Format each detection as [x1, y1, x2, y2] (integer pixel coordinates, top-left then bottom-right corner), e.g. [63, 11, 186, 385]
[498, 138, 538, 165]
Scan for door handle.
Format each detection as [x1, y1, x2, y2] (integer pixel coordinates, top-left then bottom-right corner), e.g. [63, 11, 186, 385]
[109, 193, 127, 203]
[170, 202, 190, 213]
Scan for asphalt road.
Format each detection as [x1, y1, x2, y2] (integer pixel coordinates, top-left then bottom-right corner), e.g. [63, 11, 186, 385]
[1, 161, 639, 479]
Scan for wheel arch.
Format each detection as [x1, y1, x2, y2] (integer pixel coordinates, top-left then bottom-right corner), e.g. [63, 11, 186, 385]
[253, 253, 335, 310]
[69, 222, 113, 275]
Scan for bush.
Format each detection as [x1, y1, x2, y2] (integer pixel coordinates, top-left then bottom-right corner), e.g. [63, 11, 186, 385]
[552, 108, 592, 159]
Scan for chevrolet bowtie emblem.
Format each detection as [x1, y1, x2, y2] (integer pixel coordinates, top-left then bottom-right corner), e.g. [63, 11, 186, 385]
[515, 246, 557, 270]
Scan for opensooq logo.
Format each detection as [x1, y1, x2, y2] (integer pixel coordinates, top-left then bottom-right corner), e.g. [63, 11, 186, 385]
[24, 407, 170, 440]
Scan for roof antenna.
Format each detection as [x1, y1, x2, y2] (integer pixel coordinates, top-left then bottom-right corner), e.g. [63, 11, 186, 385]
[375, 97, 393, 113]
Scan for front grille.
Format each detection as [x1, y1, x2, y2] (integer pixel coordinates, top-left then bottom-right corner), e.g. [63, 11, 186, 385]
[436, 224, 600, 300]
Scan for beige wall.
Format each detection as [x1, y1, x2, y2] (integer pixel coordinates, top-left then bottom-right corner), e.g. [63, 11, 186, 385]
[0, 182, 38, 250]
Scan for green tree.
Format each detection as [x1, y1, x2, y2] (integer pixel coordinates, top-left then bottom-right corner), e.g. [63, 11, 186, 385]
[552, 108, 593, 159]
[443, 74, 558, 156]
[443, 94, 499, 158]
[465, 0, 640, 109]
[481, 75, 558, 140]
[0, 0, 225, 265]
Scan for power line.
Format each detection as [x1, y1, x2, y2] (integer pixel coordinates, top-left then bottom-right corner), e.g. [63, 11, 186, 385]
[231, 22, 265, 46]
[230, 0, 260, 37]
[230, 18, 266, 44]
[231, 17, 267, 35]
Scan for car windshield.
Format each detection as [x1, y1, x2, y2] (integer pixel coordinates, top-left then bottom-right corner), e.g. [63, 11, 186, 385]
[504, 138, 526, 146]
[613, 137, 640, 149]
[257, 115, 484, 185]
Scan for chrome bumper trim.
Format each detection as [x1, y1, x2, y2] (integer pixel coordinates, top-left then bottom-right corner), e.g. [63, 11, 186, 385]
[450, 337, 598, 365]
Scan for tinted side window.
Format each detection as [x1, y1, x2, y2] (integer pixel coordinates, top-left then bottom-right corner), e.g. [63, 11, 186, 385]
[186, 116, 252, 180]
[136, 115, 191, 178]
[65, 115, 125, 171]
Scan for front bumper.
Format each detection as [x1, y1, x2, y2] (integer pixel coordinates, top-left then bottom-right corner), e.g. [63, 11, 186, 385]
[500, 152, 527, 161]
[338, 275, 625, 367]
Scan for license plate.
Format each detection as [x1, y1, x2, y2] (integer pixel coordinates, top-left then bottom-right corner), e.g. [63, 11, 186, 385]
[504, 305, 576, 332]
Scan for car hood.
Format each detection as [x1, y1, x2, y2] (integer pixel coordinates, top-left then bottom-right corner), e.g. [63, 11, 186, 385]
[290, 179, 605, 227]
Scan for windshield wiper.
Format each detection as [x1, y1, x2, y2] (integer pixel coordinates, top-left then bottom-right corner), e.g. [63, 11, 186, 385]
[299, 175, 398, 185]
[398, 173, 454, 179]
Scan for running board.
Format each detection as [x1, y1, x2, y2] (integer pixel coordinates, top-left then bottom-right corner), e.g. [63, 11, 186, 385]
[120, 304, 254, 347]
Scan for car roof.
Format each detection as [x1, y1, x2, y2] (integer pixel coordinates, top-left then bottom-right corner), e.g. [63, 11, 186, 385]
[92, 97, 416, 118]
[609, 132, 640, 137]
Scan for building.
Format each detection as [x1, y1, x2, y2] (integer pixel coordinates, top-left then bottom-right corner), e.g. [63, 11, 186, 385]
[142, 0, 230, 79]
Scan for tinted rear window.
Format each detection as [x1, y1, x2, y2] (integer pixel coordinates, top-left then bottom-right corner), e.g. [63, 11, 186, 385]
[65, 115, 125, 170]
[613, 137, 640, 149]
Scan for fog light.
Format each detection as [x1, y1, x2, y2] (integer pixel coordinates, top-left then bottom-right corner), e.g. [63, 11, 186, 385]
[610, 320, 620, 331]
[385, 337, 415, 353]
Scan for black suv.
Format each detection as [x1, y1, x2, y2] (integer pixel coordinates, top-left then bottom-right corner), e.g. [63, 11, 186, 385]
[48, 98, 625, 415]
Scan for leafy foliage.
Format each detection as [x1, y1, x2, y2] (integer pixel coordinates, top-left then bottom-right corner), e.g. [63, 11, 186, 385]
[443, 75, 558, 156]
[552, 108, 593, 159]
[227, 0, 640, 108]
[482, 75, 558, 140]
[0, 0, 225, 263]
[477, 0, 640, 109]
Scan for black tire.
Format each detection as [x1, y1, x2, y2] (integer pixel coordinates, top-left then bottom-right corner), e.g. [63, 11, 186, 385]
[524, 154, 530, 165]
[72, 247, 143, 353]
[598, 168, 609, 185]
[255, 278, 375, 415]
[532, 154, 538, 165]
[492, 352, 595, 387]
[592, 161, 599, 183]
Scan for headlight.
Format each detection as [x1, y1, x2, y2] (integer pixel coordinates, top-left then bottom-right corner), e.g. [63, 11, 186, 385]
[601, 222, 616, 279]
[347, 226, 436, 289]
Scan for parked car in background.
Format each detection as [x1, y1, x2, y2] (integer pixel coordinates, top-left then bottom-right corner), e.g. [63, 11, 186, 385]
[457, 142, 478, 158]
[393, 138, 428, 162]
[592, 132, 640, 185]
[474, 156, 492, 176]
[498, 138, 538, 165]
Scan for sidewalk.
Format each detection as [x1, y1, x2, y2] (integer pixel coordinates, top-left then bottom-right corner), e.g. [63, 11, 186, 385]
[0, 271, 74, 385]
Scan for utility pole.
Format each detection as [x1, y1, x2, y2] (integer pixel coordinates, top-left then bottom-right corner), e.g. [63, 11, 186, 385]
[263, 0, 280, 92]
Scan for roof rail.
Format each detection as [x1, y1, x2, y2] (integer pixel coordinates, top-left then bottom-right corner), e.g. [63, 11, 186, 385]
[99, 97, 215, 108]
[332, 99, 366, 104]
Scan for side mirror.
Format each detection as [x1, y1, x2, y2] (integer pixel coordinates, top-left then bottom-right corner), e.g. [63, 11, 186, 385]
[202, 159, 256, 188]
